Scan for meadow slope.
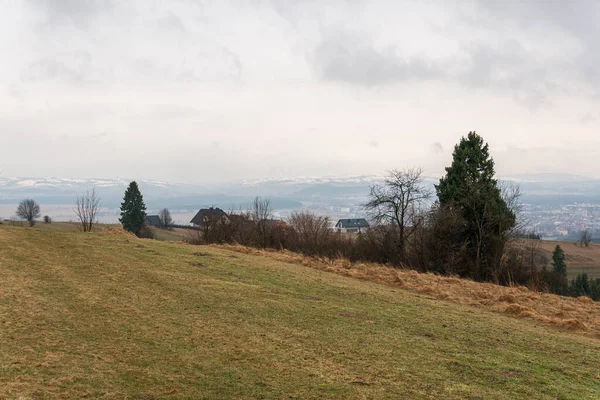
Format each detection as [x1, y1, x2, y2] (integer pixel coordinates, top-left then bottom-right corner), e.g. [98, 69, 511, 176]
[0, 226, 599, 399]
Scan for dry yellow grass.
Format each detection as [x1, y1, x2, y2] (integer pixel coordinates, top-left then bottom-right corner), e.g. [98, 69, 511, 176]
[219, 244, 600, 337]
[2, 226, 600, 398]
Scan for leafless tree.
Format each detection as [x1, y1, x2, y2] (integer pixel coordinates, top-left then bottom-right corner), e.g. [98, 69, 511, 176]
[228, 208, 254, 245]
[251, 197, 273, 248]
[580, 229, 593, 248]
[159, 208, 173, 229]
[16, 199, 41, 227]
[500, 182, 524, 235]
[288, 211, 332, 255]
[363, 167, 432, 263]
[483, 182, 523, 279]
[74, 189, 101, 232]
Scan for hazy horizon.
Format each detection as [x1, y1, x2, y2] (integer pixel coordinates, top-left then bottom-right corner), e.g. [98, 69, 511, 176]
[2, 1, 600, 184]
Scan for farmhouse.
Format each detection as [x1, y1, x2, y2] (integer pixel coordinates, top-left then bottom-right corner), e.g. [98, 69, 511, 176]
[335, 218, 370, 233]
[190, 207, 228, 227]
[145, 215, 161, 227]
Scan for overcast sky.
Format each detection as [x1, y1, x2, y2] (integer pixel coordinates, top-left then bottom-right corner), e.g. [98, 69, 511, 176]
[1, 0, 600, 184]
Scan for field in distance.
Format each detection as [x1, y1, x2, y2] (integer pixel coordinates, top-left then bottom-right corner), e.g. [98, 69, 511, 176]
[536, 240, 600, 279]
[0, 226, 599, 399]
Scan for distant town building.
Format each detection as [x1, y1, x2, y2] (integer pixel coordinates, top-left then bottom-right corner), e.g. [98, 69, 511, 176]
[145, 215, 161, 227]
[335, 218, 370, 233]
[190, 207, 228, 227]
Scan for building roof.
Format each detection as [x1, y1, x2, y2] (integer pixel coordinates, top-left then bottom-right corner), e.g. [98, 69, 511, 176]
[190, 207, 227, 225]
[145, 215, 161, 226]
[335, 218, 370, 229]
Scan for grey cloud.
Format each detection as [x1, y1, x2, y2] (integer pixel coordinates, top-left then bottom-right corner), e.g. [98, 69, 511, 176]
[310, 32, 446, 86]
[28, 0, 114, 20]
[146, 104, 206, 119]
[458, 40, 557, 108]
[157, 12, 187, 33]
[579, 112, 598, 125]
[22, 51, 92, 84]
[472, 1, 600, 92]
[308, 2, 599, 107]
[431, 142, 443, 154]
[177, 47, 243, 83]
[60, 132, 111, 141]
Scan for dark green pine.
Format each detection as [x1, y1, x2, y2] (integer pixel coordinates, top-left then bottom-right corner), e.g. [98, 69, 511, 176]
[119, 181, 147, 235]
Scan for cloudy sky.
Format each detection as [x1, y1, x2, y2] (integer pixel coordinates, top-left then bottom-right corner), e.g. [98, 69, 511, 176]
[1, 0, 600, 184]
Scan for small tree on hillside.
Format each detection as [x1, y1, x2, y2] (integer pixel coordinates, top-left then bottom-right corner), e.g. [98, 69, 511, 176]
[159, 208, 173, 229]
[74, 188, 101, 232]
[364, 167, 432, 263]
[119, 181, 147, 236]
[579, 230, 592, 248]
[16, 199, 41, 227]
[570, 273, 591, 297]
[550, 244, 569, 294]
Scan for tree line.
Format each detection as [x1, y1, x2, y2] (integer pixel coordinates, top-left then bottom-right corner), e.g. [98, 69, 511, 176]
[180, 131, 598, 299]
[6, 131, 598, 300]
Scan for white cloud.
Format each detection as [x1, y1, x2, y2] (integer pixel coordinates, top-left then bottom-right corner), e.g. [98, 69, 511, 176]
[0, 0, 599, 183]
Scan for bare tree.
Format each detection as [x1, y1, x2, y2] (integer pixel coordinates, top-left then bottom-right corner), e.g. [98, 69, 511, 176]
[74, 189, 101, 232]
[580, 229, 593, 248]
[16, 199, 41, 227]
[159, 208, 173, 229]
[288, 211, 332, 255]
[364, 167, 432, 263]
[251, 197, 273, 248]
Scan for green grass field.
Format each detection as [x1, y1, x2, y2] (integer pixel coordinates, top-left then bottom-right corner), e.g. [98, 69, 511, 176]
[1, 226, 599, 399]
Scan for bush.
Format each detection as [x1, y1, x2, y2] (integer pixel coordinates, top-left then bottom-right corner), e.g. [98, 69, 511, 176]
[43, 215, 52, 224]
[137, 225, 155, 239]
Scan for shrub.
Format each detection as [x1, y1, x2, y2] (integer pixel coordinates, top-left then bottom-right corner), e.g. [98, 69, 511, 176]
[137, 226, 155, 239]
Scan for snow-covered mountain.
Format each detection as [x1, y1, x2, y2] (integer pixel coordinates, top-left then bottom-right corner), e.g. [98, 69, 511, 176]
[3, 173, 600, 211]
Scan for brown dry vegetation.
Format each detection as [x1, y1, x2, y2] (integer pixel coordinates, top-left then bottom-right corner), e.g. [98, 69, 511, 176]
[219, 244, 600, 337]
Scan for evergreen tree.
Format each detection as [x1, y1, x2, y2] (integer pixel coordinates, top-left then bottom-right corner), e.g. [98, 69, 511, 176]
[435, 132, 515, 280]
[550, 245, 568, 294]
[570, 273, 590, 297]
[551, 245, 567, 276]
[590, 279, 600, 301]
[119, 181, 147, 235]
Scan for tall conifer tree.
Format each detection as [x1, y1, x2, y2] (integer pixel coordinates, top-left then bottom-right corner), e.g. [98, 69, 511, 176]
[119, 181, 147, 235]
[435, 132, 516, 280]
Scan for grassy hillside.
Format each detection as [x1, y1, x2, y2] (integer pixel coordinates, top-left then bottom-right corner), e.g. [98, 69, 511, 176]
[1, 227, 599, 399]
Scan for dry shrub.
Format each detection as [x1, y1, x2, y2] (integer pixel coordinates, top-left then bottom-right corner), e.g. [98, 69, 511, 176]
[99, 227, 136, 237]
[219, 244, 600, 337]
[497, 294, 517, 304]
[558, 319, 588, 330]
[504, 304, 531, 315]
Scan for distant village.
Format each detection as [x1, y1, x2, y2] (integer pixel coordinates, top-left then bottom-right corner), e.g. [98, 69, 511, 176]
[522, 203, 600, 240]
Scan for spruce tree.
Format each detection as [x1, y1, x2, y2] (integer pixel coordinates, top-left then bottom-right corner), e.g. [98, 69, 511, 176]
[551, 245, 568, 294]
[119, 181, 147, 236]
[435, 132, 515, 280]
[551, 245, 567, 277]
